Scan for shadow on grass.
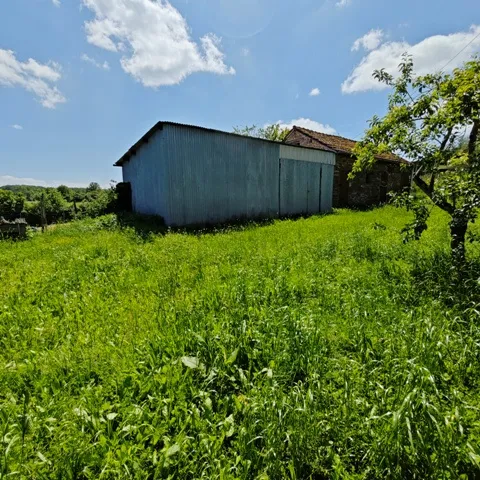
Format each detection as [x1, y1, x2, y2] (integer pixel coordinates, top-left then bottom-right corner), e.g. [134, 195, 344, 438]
[114, 210, 338, 239]
[115, 212, 168, 239]
[410, 251, 480, 308]
[336, 202, 391, 212]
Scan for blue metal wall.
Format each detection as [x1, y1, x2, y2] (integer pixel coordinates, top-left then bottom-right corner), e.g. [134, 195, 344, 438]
[161, 124, 281, 226]
[122, 123, 336, 226]
[279, 158, 321, 216]
[320, 164, 334, 212]
[122, 129, 168, 217]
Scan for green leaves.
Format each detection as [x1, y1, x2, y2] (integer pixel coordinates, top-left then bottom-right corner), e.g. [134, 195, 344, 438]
[181, 356, 200, 369]
[226, 347, 239, 366]
[353, 57, 480, 261]
[393, 193, 431, 242]
[232, 124, 290, 141]
[164, 443, 180, 457]
[0, 189, 25, 220]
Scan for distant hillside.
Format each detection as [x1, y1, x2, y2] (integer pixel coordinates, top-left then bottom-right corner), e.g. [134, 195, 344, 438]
[1, 185, 47, 201]
[1, 184, 103, 202]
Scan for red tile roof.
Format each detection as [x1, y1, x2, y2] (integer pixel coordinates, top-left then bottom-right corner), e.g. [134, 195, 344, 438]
[287, 126, 407, 164]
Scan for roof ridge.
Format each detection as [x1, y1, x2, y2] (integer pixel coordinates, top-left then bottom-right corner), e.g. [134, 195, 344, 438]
[294, 126, 358, 144]
[291, 125, 407, 164]
[291, 126, 340, 152]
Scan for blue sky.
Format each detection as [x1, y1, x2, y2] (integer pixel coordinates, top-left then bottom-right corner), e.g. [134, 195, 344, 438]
[1, 0, 479, 187]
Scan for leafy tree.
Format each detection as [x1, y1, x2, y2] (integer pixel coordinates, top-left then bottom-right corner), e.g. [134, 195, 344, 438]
[233, 123, 290, 141]
[86, 182, 101, 192]
[71, 189, 87, 202]
[0, 189, 25, 220]
[78, 187, 117, 218]
[36, 188, 68, 223]
[57, 185, 72, 201]
[353, 56, 480, 264]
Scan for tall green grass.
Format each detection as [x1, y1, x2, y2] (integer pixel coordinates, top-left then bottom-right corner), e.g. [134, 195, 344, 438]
[1, 206, 479, 479]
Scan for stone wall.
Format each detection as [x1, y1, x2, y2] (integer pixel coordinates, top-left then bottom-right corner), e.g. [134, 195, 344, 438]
[334, 154, 410, 208]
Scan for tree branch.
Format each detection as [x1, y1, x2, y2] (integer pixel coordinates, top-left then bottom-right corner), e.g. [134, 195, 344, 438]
[406, 89, 416, 104]
[468, 119, 479, 158]
[413, 163, 424, 179]
[429, 127, 453, 194]
[429, 173, 436, 194]
[440, 127, 453, 151]
[413, 176, 454, 215]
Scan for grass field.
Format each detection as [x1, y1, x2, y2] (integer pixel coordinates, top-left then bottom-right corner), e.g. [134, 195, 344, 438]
[1, 206, 480, 479]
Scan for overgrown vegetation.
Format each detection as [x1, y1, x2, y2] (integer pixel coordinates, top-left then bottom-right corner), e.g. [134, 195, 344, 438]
[0, 189, 25, 220]
[0, 183, 118, 226]
[1, 207, 479, 478]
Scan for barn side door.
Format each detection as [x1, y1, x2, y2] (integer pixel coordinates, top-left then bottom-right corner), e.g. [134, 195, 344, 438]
[279, 158, 322, 216]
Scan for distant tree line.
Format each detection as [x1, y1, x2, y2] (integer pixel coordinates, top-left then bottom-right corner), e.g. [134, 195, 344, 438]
[233, 124, 290, 142]
[1, 182, 101, 203]
[0, 182, 121, 226]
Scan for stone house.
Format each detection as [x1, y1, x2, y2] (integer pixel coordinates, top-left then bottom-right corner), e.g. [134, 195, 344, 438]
[284, 126, 410, 208]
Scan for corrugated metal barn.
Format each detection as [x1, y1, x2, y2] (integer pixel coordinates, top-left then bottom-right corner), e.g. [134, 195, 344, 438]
[115, 122, 336, 226]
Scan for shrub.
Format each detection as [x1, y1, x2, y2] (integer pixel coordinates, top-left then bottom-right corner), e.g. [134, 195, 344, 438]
[0, 189, 25, 220]
[77, 187, 117, 219]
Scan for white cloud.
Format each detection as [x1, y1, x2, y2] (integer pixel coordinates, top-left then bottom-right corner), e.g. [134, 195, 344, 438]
[351, 29, 384, 52]
[0, 175, 105, 188]
[22, 59, 61, 82]
[0, 49, 66, 108]
[81, 53, 110, 70]
[82, 0, 235, 87]
[273, 118, 337, 135]
[343, 25, 480, 94]
[11, 124, 23, 130]
[241, 48, 250, 57]
[0, 175, 50, 187]
[309, 87, 320, 96]
[336, 0, 351, 7]
[52, 0, 61, 6]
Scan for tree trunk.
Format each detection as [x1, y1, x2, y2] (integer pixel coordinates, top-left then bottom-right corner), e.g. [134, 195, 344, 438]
[450, 218, 468, 265]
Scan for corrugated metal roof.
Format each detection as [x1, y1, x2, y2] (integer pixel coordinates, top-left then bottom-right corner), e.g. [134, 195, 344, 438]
[288, 126, 408, 164]
[114, 121, 335, 167]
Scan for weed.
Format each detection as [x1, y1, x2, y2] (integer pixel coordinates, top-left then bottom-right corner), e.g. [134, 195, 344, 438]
[0, 206, 479, 478]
